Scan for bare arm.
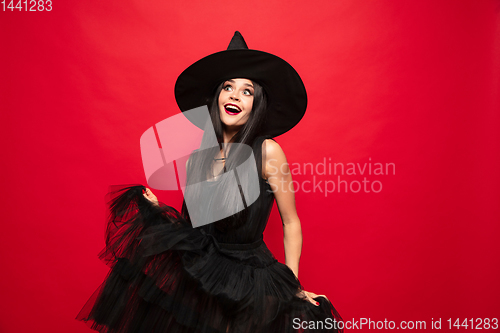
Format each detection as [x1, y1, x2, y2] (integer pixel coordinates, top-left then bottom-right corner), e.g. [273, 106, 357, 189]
[264, 139, 303, 279]
[144, 157, 191, 206]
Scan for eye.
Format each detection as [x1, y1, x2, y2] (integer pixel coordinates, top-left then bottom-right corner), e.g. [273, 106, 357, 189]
[223, 84, 233, 91]
[243, 89, 254, 96]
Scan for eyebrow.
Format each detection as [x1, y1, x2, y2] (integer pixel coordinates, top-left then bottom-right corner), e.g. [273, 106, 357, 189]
[227, 79, 254, 88]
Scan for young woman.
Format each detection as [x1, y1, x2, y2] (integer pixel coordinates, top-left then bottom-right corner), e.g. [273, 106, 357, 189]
[77, 31, 343, 332]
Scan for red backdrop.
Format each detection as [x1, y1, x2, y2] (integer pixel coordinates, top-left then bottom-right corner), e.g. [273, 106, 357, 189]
[1, 1, 499, 332]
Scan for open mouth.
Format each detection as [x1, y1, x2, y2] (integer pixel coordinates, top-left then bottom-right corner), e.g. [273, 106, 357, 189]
[224, 103, 242, 115]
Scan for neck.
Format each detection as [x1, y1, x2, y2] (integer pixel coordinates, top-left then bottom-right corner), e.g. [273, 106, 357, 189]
[222, 125, 241, 144]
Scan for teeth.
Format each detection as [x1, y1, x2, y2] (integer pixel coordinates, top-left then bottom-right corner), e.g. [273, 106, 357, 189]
[225, 105, 240, 112]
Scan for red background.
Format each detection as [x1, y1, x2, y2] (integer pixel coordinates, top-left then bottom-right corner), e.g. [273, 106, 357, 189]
[1, 1, 499, 332]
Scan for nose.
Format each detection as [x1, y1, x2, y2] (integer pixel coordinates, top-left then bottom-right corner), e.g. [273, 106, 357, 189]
[229, 91, 240, 101]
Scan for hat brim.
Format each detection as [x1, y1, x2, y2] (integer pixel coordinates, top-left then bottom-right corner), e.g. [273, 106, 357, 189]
[174, 49, 307, 138]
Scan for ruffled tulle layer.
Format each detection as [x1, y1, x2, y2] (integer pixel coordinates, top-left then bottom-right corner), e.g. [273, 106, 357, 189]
[76, 185, 343, 333]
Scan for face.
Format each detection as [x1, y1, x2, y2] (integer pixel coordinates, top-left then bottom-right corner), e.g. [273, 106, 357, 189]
[218, 78, 254, 128]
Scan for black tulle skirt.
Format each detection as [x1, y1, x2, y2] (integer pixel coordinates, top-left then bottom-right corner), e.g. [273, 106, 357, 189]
[76, 185, 343, 332]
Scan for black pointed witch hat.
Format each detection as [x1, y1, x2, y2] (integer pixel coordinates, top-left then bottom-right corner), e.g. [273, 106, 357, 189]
[174, 31, 307, 138]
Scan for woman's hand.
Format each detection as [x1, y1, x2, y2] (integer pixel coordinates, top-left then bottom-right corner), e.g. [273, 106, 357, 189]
[143, 187, 159, 206]
[296, 289, 329, 306]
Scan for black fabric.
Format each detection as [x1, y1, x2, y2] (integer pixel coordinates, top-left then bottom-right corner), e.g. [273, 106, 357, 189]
[174, 32, 307, 138]
[227, 31, 248, 50]
[76, 135, 343, 332]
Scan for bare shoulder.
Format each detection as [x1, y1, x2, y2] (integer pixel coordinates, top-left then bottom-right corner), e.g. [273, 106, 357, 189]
[262, 139, 290, 180]
[263, 138, 287, 161]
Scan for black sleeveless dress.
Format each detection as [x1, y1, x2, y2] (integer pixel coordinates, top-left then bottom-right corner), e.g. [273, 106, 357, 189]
[76, 135, 343, 332]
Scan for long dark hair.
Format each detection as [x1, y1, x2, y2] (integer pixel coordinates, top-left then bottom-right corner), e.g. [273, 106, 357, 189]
[181, 79, 268, 230]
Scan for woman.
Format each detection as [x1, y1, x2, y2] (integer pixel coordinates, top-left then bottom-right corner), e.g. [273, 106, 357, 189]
[77, 31, 343, 332]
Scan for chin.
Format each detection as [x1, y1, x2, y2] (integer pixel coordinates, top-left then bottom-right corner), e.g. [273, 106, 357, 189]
[220, 114, 246, 128]
[222, 120, 244, 128]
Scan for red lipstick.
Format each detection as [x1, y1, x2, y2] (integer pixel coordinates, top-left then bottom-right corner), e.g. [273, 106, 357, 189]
[224, 103, 242, 115]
